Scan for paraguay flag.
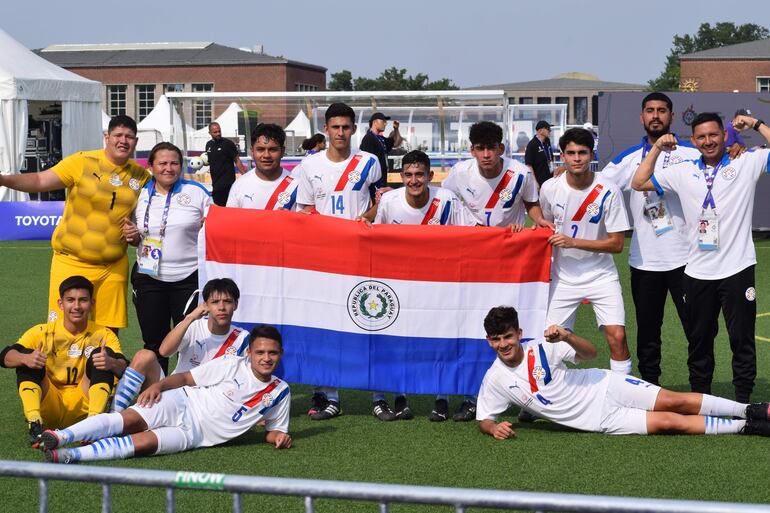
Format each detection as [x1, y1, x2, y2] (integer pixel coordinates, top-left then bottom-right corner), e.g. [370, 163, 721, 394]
[199, 206, 551, 395]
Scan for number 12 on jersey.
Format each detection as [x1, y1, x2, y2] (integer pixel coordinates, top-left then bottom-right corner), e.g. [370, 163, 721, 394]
[331, 194, 345, 215]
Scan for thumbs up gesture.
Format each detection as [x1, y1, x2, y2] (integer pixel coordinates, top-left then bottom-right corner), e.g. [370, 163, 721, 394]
[25, 341, 47, 369]
[91, 340, 112, 371]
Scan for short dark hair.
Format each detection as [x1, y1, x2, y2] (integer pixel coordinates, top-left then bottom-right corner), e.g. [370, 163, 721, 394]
[301, 133, 325, 151]
[208, 122, 221, 130]
[483, 306, 520, 337]
[469, 121, 503, 146]
[251, 123, 286, 147]
[59, 276, 94, 298]
[641, 92, 673, 111]
[559, 128, 595, 151]
[202, 278, 240, 302]
[148, 142, 183, 166]
[401, 150, 431, 171]
[325, 102, 356, 124]
[107, 115, 137, 135]
[690, 112, 724, 131]
[249, 324, 283, 349]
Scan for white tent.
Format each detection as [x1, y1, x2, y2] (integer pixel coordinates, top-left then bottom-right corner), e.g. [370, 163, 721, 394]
[0, 29, 102, 201]
[191, 102, 242, 151]
[136, 94, 194, 152]
[285, 109, 311, 138]
[101, 110, 111, 132]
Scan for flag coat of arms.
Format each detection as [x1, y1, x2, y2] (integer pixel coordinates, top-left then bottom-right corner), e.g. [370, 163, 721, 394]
[199, 206, 551, 395]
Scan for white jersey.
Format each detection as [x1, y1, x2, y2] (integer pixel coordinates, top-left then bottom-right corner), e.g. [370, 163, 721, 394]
[187, 356, 290, 447]
[226, 168, 299, 211]
[374, 186, 476, 226]
[651, 149, 770, 280]
[540, 173, 630, 287]
[173, 319, 249, 374]
[476, 340, 610, 432]
[602, 137, 701, 271]
[133, 179, 211, 282]
[443, 158, 538, 227]
[295, 149, 382, 219]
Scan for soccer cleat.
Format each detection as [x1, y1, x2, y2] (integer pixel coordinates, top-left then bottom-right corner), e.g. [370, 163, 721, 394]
[311, 400, 341, 421]
[307, 393, 327, 416]
[518, 409, 539, 423]
[741, 419, 770, 437]
[394, 396, 414, 420]
[372, 400, 397, 422]
[43, 449, 58, 463]
[429, 399, 449, 422]
[28, 420, 44, 448]
[745, 402, 770, 421]
[37, 430, 61, 451]
[452, 400, 477, 422]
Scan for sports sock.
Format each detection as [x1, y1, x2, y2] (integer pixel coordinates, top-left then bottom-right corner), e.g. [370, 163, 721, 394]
[372, 392, 386, 402]
[463, 395, 477, 404]
[18, 381, 42, 423]
[55, 435, 135, 463]
[87, 383, 112, 416]
[435, 394, 449, 401]
[698, 394, 747, 418]
[610, 358, 632, 374]
[111, 368, 145, 413]
[322, 387, 339, 402]
[704, 416, 745, 435]
[56, 411, 124, 445]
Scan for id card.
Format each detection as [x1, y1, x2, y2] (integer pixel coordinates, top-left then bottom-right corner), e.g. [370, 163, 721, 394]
[137, 237, 163, 276]
[643, 196, 673, 236]
[697, 209, 718, 251]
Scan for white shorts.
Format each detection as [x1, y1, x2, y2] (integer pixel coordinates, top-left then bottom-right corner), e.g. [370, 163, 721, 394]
[546, 278, 625, 330]
[130, 388, 203, 454]
[599, 373, 661, 435]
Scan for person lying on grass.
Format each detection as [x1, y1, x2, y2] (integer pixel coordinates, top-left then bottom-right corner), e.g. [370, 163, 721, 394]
[477, 306, 770, 439]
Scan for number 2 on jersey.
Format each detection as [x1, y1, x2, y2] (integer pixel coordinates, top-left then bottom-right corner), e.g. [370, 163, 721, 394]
[331, 194, 345, 215]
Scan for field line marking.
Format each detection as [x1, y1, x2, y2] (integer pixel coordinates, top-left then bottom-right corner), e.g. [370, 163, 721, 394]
[758, 312, 770, 318]
[757, 335, 770, 343]
[0, 246, 51, 250]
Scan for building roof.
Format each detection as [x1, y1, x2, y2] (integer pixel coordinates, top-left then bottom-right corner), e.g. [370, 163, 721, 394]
[680, 38, 770, 60]
[34, 42, 326, 72]
[467, 72, 645, 92]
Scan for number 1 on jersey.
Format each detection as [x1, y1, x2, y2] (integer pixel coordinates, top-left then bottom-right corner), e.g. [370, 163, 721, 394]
[331, 194, 345, 215]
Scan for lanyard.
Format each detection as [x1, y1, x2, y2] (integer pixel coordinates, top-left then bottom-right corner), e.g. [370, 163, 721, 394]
[699, 159, 722, 210]
[538, 138, 553, 163]
[641, 142, 671, 168]
[143, 181, 174, 239]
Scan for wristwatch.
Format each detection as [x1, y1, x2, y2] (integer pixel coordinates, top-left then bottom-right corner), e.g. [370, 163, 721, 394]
[753, 119, 764, 131]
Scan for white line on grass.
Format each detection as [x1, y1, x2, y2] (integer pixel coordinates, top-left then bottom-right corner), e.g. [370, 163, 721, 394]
[0, 246, 51, 250]
[757, 335, 770, 343]
[758, 312, 770, 318]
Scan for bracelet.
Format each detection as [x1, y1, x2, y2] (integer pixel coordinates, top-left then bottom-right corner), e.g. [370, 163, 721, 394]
[753, 119, 764, 131]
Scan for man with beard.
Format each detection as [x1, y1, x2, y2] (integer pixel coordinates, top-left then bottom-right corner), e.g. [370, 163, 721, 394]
[205, 122, 247, 206]
[601, 93, 700, 386]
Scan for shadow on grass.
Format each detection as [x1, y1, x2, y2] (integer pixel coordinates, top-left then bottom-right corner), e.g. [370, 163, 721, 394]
[223, 424, 336, 447]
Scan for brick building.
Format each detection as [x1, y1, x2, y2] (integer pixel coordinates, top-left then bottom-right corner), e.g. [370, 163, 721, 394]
[35, 42, 326, 128]
[679, 39, 770, 92]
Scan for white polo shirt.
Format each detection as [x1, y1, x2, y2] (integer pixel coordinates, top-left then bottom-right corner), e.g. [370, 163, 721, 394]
[375, 186, 476, 226]
[650, 149, 770, 280]
[173, 318, 249, 374]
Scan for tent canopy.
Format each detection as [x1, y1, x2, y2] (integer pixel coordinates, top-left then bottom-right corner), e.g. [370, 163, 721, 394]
[285, 109, 311, 138]
[136, 95, 194, 151]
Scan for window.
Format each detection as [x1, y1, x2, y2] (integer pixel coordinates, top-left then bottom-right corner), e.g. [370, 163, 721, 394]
[573, 96, 588, 124]
[758, 77, 770, 92]
[295, 83, 318, 92]
[519, 97, 533, 104]
[107, 85, 126, 116]
[136, 85, 155, 121]
[192, 83, 213, 129]
[555, 96, 569, 105]
[164, 83, 184, 93]
[537, 97, 551, 104]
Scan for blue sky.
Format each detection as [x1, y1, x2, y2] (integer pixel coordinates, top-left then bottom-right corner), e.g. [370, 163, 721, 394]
[3, 1, 769, 87]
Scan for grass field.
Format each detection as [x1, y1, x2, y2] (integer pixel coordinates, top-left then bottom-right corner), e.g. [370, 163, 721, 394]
[1, 239, 769, 512]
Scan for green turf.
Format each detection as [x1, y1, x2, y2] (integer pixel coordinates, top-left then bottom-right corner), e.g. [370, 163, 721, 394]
[1, 239, 769, 512]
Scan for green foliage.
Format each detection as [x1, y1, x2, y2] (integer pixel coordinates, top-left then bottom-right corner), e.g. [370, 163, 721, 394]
[328, 67, 458, 91]
[648, 22, 769, 91]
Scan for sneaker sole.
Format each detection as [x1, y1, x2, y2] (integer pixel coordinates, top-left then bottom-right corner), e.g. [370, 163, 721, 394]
[38, 431, 60, 451]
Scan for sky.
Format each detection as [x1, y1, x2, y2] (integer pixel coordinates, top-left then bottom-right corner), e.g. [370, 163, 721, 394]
[3, 1, 769, 88]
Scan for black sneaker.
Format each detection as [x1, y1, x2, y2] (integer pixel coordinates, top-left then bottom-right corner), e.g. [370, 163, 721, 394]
[38, 430, 61, 451]
[28, 420, 44, 448]
[372, 400, 397, 421]
[394, 396, 414, 420]
[311, 400, 341, 421]
[452, 400, 477, 422]
[429, 399, 449, 422]
[518, 409, 539, 423]
[741, 419, 770, 436]
[745, 402, 770, 421]
[307, 393, 327, 416]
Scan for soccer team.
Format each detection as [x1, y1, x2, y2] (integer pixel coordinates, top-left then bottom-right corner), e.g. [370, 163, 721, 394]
[2, 93, 770, 464]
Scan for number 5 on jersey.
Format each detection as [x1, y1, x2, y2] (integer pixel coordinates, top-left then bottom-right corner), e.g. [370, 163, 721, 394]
[331, 194, 345, 215]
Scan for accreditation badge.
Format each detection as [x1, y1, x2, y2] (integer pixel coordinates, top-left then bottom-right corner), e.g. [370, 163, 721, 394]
[697, 209, 718, 251]
[137, 237, 163, 276]
[643, 194, 673, 236]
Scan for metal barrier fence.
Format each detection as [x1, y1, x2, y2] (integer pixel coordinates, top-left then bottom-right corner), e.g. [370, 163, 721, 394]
[1, 460, 769, 513]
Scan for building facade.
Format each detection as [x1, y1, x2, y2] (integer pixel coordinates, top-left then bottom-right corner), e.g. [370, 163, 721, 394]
[679, 39, 770, 92]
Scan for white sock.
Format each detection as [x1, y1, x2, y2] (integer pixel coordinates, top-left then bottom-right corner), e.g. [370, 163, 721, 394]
[111, 368, 145, 413]
[58, 412, 124, 444]
[704, 416, 745, 435]
[55, 435, 135, 463]
[610, 358, 632, 374]
[698, 394, 747, 418]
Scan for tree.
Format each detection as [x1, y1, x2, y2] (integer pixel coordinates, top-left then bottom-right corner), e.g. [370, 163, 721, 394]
[327, 67, 458, 91]
[649, 22, 769, 91]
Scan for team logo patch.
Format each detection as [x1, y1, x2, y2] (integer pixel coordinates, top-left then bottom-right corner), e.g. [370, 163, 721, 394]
[109, 174, 123, 187]
[669, 155, 683, 165]
[586, 203, 600, 217]
[499, 188, 513, 202]
[746, 287, 756, 301]
[176, 193, 191, 206]
[348, 170, 361, 184]
[347, 280, 400, 331]
[48, 310, 58, 322]
[262, 392, 274, 408]
[682, 105, 697, 126]
[84, 345, 96, 359]
[277, 191, 291, 205]
[531, 366, 546, 380]
[128, 178, 141, 190]
[67, 344, 82, 358]
[721, 167, 737, 181]
[427, 218, 440, 225]
[224, 346, 237, 357]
